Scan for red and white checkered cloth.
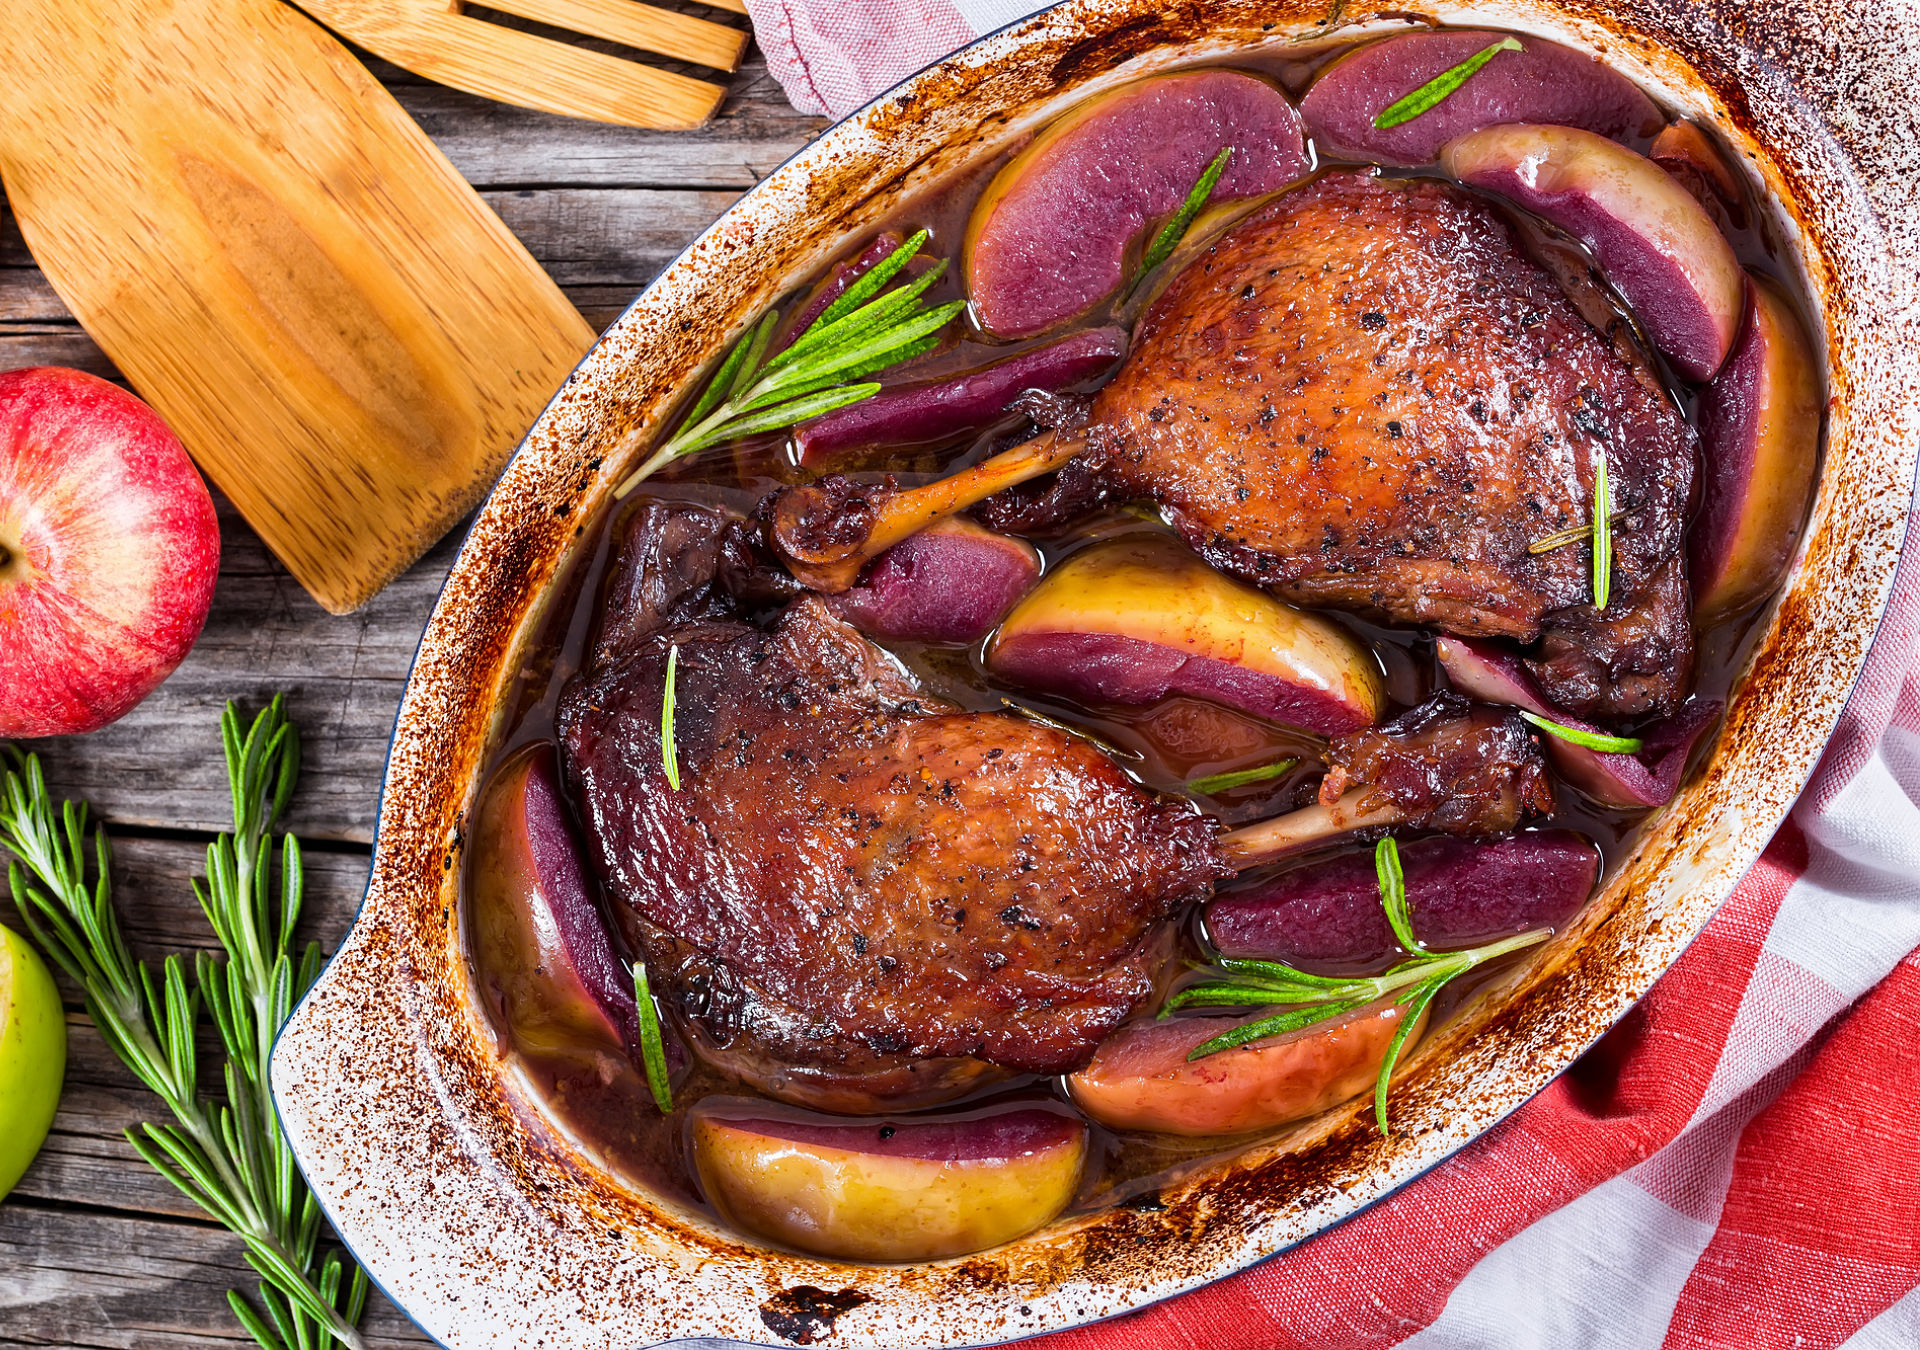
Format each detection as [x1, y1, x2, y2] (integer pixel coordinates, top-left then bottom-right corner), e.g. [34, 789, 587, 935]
[736, 6, 1920, 1343]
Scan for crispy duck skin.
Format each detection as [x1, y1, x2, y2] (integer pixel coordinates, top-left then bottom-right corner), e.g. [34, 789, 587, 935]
[1090, 170, 1693, 642]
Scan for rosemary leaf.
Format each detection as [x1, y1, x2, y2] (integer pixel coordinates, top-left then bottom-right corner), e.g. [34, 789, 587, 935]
[1186, 757, 1299, 795]
[1374, 976, 1445, 1134]
[1372, 37, 1523, 129]
[814, 228, 930, 331]
[778, 258, 950, 371]
[1519, 710, 1644, 754]
[661, 644, 682, 791]
[678, 384, 882, 456]
[1376, 836, 1420, 953]
[747, 299, 965, 409]
[1132, 147, 1234, 290]
[1593, 450, 1614, 610]
[631, 962, 675, 1112]
[1189, 999, 1370, 1056]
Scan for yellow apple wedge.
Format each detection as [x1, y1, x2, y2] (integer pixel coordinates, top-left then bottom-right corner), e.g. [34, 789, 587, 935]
[988, 535, 1385, 735]
[692, 1104, 1086, 1262]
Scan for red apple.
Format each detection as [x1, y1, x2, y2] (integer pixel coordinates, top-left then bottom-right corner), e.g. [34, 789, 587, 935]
[0, 367, 219, 736]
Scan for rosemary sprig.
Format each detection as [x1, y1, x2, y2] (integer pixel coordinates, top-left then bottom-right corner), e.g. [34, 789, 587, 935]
[0, 703, 368, 1350]
[1592, 451, 1614, 610]
[660, 643, 682, 790]
[1166, 835, 1551, 1133]
[1186, 757, 1299, 796]
[614, 230, 965, 497]
[1372, 37, 1523, 129]
[1519, 710, 1644, 754]
[630, 963, 674, 1112]
[1130, 147, 1233, 291]
[1528, 510, 1627, 555]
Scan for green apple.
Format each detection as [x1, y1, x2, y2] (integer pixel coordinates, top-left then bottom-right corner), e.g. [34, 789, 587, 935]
[0, 921, 65, 1200]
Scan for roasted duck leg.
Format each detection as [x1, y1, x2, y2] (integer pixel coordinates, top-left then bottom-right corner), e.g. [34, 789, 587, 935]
[557, 502, 1550, 1113]
[767, 170, 1698, 720]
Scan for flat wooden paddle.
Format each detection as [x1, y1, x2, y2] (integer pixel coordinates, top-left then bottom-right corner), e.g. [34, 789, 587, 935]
[0, 0, 596, 614]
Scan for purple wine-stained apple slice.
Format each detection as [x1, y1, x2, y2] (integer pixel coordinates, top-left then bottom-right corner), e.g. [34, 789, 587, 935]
[1299, 30, 1662, 167]
[1208, 831, 1599, 967]
[823, 518, 1041, 644]
[1691, 275, 1824, 623]
[1442, 124, 1746, 381]
[987, 535, 1384, 735]
[966, 70, 1310, 338]
[469, 744, 673, 1074]
[691, 1102, 1087, 1260]
[795, 326, 1126, 466]
[1066, 999, 1425, 1136]
[1436, 636, 1719, 808]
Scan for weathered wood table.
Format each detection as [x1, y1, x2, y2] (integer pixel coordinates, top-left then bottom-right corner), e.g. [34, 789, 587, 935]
[0, 33, 822, 1347]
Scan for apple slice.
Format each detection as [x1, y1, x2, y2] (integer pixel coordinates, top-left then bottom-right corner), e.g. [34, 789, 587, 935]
[1300, 30, 1662, 168]
[1441, 124, 1745, 381]
[691, 1102, 1087, 1261]
[468, 743, 653, 1077]
[1691, 275, 1823, 623]
[1066, 999, 1425, 1137]
[966, 70, 1310, 338]
[0, 922, 65, 1199]
[1436, 636, 1718, 808]
[823, 517, 1040, 644]
[795, 327, 1126, 466]
[1208, 831, 1598, 968]
[987, 535, 1384, 735]
[1650, 121, 1745, 221]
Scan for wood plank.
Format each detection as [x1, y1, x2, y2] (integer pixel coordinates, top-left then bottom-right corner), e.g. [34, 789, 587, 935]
[483, 186, 739, 284]
[0, 1204, 432, 1347]
[393, 57, 822, 188]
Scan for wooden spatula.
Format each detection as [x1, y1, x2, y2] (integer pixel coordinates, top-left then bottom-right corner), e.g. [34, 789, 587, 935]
[291, 0, 749, 128]
[0, 0, 596, 614]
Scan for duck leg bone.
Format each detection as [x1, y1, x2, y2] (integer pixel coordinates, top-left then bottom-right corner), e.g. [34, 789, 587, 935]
[768, 430, 1081, 591]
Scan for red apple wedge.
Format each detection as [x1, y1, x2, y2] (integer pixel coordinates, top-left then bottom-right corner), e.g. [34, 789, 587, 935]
[1441, 124, 1745, 381]
[1208, 831, 1598, 968]
[1691, 274, 1823, 623]
[1300, 30, 1662, 167]
[824, 517, 1039, 644]
[1067, 999, 1426, 1137]
[691, 1103, 1086, 1260]
[966, 70, 1310, 338]
[987, 535, 1385, 735]
[468, 744, 669, 1084]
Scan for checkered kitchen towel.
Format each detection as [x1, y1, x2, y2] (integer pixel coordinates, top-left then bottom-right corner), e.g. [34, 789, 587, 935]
[734, 3, 1920, 1343]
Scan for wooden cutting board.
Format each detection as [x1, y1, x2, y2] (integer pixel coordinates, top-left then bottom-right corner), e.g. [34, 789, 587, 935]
[0, 0, 596, 614]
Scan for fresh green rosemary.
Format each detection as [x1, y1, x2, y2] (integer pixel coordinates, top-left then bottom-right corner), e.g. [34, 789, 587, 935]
[0, 701, 368, 1350]
[1592, 451, 1614, 610]
[1166, 836, 1551, 1133]
[1131, 147, 1234, 290]
[660, 643, 682, 790]
[630, 963, 674, 1112]
[1186, 757, 1299, 796]
[1519, 710, 1644, 754]
[1372, 37, 1524, 129]
[613, 230, 965, 497]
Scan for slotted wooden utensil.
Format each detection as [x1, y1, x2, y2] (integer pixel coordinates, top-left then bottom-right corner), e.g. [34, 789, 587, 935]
[292, 0, 749, 129]
[0, 0, 597, 614]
